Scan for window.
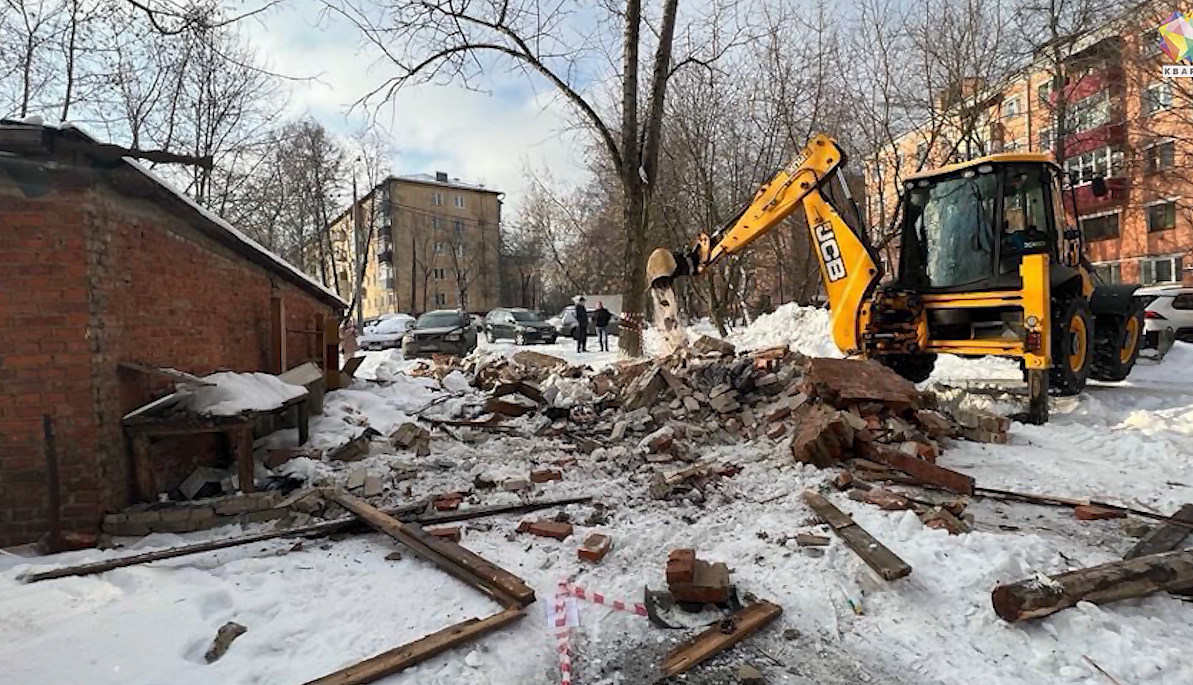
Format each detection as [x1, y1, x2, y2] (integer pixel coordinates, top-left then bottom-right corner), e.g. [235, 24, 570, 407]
[432, 216, 444, 230]
[1082, 213, 1120, 241]
[454, 195, 465, 208]
[1172, 293, 1193, 310]
[453, 220, 464, 235]
[1064, 90, 1110, 133]
[455, 244, 466, 257]
[434, 241, 445, 254]
[1141, 256, 1183, 284]
[1063, 146, 1124, 184]
[1038, 128, 1053, 152]
[1146, 141, 1176, 173]
[1094, 262, 1121, 284]
[434, 292, 447, 306]
[433, 267, 445, 279]
[915, 141, 928, 165]
[431, 192, 443, 206]
[1144, 82, 1173, 115]
[1003, 97, 1021, 118]
[1037, 81, 1052, 105]
[1147, 201, 1177, 232]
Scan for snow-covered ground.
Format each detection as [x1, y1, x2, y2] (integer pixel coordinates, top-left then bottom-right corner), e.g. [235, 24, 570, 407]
[3, 303, 1193, 685]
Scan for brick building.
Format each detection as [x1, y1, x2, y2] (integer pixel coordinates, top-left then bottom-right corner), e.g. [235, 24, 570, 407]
[0, 122, 346, 547]
[330, 172, 503, 317]
[865, 3, 1193, 286]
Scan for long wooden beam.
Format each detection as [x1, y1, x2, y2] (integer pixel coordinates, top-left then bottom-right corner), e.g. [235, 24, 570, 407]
[302, 608, 523, 685]
[661, 601, 782, 678]
[327, 489, 536, 609]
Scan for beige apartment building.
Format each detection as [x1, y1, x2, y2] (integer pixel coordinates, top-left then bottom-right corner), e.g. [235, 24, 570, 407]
[331, 172, 503, 318]
[866, 3, 1193, 287]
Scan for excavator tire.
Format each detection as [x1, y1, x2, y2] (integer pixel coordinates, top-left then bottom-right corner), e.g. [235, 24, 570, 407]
[880, 353, 937, 383]
[1049, 297, 1093, 396]
[1090, 302, 1145, 382]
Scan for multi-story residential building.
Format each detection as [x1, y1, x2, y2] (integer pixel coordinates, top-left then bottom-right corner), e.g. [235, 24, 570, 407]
[331, 172, 503, 318]
[865, 4, 1193, 287]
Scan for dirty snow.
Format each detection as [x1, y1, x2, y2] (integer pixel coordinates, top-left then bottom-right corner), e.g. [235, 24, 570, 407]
[182, 372, 307, 416]
[4, 304, 1193, 685]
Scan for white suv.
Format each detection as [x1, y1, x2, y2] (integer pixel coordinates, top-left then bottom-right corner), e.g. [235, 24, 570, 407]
[1139, 286, 1193, 357]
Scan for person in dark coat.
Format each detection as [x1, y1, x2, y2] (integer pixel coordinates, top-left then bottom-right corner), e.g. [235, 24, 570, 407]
[593, 301, 613, 352]
[574, 297, 589, 352]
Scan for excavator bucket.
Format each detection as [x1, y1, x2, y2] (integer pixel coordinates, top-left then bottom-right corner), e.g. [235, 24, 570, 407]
[647, 248, 681, 289]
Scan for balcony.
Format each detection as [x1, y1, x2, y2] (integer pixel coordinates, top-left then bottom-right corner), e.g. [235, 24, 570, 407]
[1073, 177, 1128, 214]
[1050, 66, 1122, 106]
[1062, 122, 1125, 158]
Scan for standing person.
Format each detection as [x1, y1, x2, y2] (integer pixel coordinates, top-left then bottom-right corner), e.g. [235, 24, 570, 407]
[574, 297, 589, 352]
[593, 301, 612, 352]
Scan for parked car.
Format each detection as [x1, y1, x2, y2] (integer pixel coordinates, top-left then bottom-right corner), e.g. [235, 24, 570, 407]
[484, 308, 557, 345]
[549, 305, 619, 337]
[1138, 285, 1193, 357]
[358, 314, 416, 350]
[403, 309, 478, 357]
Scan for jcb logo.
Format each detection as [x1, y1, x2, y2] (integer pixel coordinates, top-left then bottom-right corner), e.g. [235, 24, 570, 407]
[814, 221, 847, 282]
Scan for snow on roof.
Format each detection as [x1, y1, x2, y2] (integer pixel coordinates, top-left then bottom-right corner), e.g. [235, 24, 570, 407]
[394, 172, 501, 195]
[182, 371, 308, 417]
[6, 120, 347, 309]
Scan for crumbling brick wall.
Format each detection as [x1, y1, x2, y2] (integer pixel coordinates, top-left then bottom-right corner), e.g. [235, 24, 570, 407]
[0, 173, 342, 547]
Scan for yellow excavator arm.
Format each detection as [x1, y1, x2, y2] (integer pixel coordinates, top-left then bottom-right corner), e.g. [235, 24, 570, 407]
[647, 134, 882, 354]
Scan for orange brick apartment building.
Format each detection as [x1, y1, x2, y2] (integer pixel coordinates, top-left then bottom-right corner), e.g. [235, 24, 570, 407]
[866, 3, 1193, 287]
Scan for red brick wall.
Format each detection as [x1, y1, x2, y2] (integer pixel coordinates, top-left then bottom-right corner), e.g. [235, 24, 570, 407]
[0, 175, 342, 547]
[0, 186, 96, 546]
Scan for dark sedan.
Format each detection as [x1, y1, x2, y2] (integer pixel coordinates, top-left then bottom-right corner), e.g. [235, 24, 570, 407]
[484, 308, 557, 345]
[403, 310, 478, 357]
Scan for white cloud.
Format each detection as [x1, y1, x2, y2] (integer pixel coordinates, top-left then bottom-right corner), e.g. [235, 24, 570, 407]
[240, 6, 592, 218]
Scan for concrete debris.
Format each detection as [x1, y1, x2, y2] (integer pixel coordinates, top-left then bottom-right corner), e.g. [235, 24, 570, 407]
[362, 475, 383, 497]
[502, 479, 531, 492]
[790, 405, 854, 468]
[205, 621, 247, 663]
[328, 432, 371, 462]
[691, 334, 737, 357]
[180, 466, 228, 500]
[739, 664, 766, 684]
[346, 466, 367, 491]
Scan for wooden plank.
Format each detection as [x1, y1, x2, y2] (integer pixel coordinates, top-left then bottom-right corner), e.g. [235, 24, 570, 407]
[327, 490, 536, 608]
[131, 433, 156, 502]
[323, 315, 341, 391]
[661, 601, 782, 678]
[303, 608, 523, 685]
[1125, 504, 1193, 560]
[992, 548, 1193, 622]
[859, 442, 975, 495]
[414, 496, 593, 526]
[236, 426, 256, 493]
[270, 294, 286, 375]
[802, 491, 912, 581]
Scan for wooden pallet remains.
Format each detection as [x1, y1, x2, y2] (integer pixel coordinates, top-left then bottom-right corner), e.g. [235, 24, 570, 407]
[1124, 503, 1193, 560]
[991, 547, 1193, 622]
[302, 608, 524, 685]
[660, 600, 783, 678]
[22, 495, 589, 583]
[802, 490, 912, 581]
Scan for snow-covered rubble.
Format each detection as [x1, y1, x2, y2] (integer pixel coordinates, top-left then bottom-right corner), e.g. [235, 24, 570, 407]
[4, 306, 1193, 685]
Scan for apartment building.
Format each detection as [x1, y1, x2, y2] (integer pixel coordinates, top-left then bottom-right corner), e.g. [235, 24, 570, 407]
[331, 172, 503, 318]
[865, 4, 1193, 287]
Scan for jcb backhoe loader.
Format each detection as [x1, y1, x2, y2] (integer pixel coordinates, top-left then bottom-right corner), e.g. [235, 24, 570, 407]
[647, 134, 1145, 423]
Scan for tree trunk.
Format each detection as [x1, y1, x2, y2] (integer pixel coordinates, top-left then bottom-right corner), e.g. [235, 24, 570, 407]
[991, 548, 1193, 623]
[618, 0, 643, 356]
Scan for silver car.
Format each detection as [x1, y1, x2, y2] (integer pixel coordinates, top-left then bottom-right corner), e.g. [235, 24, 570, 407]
[1139, 286, 1193, 357]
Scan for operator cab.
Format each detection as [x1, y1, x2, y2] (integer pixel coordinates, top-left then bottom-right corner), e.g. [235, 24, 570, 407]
[895, 153, 1072, 293]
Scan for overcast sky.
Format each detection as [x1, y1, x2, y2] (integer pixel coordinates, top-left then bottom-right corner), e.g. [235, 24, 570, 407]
[240, 4, 592, 217]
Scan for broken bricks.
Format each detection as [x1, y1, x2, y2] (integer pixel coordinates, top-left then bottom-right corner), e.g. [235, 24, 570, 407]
[665, 548, 731, 604]
[578, 533, 613, 562]
[517, 519, 573, 540]
[790, 404, 854, 468]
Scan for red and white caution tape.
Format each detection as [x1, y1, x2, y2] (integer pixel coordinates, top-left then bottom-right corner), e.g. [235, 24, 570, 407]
[560, 582, 649, 617]
[551, 581, 575, 685]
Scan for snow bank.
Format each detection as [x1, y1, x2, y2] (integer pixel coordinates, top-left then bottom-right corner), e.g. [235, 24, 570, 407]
[727, 303, 841, 356]
[183, 372, 306, 416]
